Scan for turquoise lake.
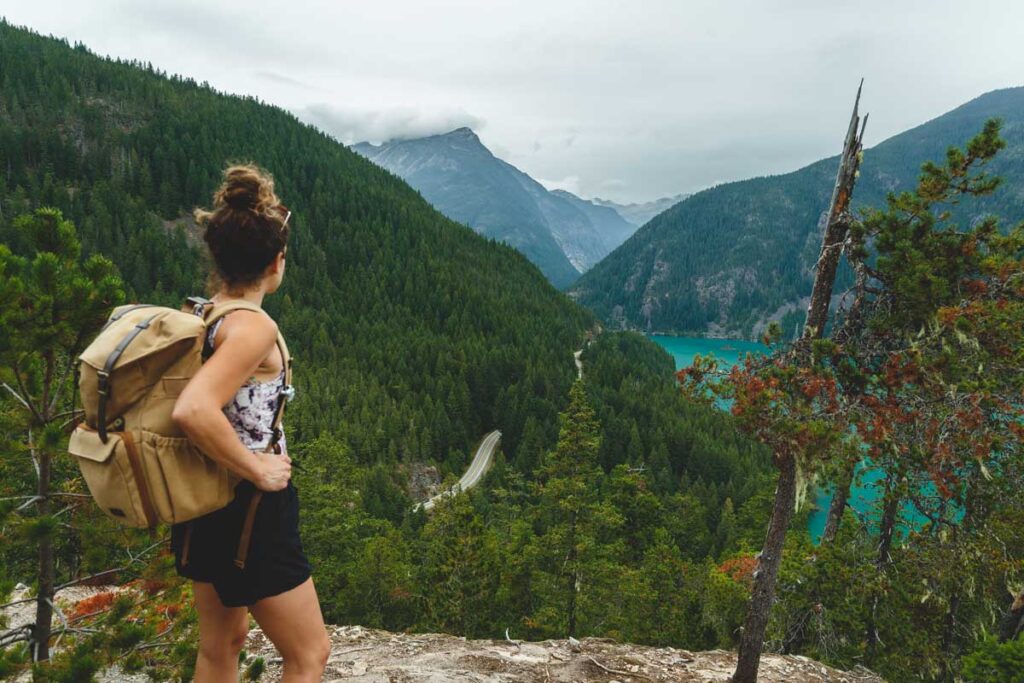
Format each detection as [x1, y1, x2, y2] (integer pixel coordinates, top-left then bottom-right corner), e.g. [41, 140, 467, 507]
[648, 334, 911, 543]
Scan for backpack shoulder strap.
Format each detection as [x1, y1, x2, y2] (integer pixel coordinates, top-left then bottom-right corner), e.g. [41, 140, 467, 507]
[200, 300, 291, 377]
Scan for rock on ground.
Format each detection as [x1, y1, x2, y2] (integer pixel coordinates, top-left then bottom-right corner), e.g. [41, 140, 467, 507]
[246, 625, 885, 683]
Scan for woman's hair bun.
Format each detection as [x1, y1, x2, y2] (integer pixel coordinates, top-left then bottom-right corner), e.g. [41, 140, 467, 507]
[222, 182, 259, 210]
[192, 162, 291, 292]
[216, 164, 279, 213]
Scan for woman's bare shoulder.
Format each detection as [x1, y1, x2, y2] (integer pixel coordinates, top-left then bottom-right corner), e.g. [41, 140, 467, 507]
[215, 308, 283, 379]
[214, 307, 279, 353]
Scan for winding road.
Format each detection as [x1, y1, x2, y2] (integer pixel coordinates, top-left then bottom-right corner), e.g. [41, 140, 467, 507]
[414, 344, 588, 512]
[415, 429, 502, 512]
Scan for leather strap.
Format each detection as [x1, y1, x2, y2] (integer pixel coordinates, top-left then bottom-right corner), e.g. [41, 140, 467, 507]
[97, 314, 157, 443]
[235, 439, 288, 569]
[102, 304, 157, 331]
[181, 522, 193, 566]
[234, 489, 264, 569]
[120, 430, 157, 528]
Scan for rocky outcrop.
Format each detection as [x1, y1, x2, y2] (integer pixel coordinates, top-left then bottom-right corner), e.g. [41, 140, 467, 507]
[246, 624, 885, 683]
[2, 584, 883, 682]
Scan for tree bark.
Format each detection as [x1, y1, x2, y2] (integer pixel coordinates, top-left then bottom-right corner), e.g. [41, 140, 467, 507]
[732, 452, 797, 683]
[32, 449, 54, 663]
[821, 461, 855, 544]
[732, 82, 867, 681]
[998, 590, 1024, 643]
[567, 510, 578, 637]
[865, 473, 900, 663]
[803, 80, 868, 339]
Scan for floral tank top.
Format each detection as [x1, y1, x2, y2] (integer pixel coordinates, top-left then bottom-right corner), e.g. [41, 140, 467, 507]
[208, 316, 287, 453]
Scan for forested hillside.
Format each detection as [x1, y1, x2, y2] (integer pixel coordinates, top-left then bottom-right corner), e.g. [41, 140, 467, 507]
[0, 19, 597, 479]
[0, 19, 780, 679]
[570, 87, 1024, 337]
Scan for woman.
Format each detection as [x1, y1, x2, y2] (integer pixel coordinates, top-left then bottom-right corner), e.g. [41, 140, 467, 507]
[170, 163, 330, 682]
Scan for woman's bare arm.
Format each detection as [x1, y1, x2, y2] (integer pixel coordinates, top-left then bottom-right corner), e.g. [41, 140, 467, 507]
[171, 309, 291, 491]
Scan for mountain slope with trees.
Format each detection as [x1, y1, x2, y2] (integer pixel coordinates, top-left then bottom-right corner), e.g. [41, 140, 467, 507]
[570, 87, 1024, 338]
[352, 128, 637, 281]
[0, 18, 783, 679]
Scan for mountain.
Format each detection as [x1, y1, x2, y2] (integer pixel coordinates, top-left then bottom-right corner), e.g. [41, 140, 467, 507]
[0, 19, 596, 472]
[592, 193, 690, 228]
[0, 18, 774, 639]
[570, 87, 1024, 338]
[352, 129, 636, 283]
[550, 188, 638, 250]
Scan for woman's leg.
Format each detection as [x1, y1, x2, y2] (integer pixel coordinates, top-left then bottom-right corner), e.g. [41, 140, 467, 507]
[193, 581, 249, 682]
[248, 577, 330, 683]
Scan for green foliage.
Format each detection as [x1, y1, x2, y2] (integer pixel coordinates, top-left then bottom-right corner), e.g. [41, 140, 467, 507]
[962, 635, 1024, 683]
[573, 89, 1024, 337]
[0, 19, 783, 678]
[243, 654, 266, 681]
[524, 381, 624, 638]
[679, 119, 1024, 682]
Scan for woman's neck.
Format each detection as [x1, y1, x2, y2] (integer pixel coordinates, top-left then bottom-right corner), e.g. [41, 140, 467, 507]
[213, 285, 266, 307]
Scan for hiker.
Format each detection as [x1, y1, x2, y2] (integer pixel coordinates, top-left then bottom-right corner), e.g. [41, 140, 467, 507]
[170, 163, 330, 682]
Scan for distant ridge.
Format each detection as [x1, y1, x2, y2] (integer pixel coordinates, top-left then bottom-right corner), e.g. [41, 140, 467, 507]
[570, 86, 1024, 338]
[352, 129, 639, 286]
[591, 193, 690, 228]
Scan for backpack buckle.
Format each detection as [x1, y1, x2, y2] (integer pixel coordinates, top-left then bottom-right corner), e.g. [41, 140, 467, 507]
[96, 370, 110, 397]
[184, 296, 212, 317]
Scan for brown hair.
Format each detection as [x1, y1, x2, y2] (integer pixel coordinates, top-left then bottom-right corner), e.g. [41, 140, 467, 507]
[194, 163, 290, 293]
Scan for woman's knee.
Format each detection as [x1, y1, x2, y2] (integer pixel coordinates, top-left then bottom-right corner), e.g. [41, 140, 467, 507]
[315, 630, 331, 667]
[283, 630, 330, 672]
[199, 622, 249, 659]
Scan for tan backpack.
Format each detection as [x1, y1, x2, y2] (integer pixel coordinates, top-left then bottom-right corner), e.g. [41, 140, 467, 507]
[69, 297, 292, 563]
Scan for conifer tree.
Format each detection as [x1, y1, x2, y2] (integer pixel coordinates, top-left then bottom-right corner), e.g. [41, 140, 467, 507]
[526, 380, 623, 638]
[0, 207, 124, 661]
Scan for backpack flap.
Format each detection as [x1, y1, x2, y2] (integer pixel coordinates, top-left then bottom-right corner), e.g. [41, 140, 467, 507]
[68, 425, 119, 463]
[78, 306, 205, 438]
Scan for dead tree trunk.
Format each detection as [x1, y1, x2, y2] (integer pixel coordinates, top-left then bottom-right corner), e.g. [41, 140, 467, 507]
[865, 471, 901, 663]
[32, 448, 54, 663]
[999, 591, 1024, 642]
[731, 82, 868, 683]
[821, 462, 855, 543]
[804, 79, 869, 340]
[733, 452, 797, 680]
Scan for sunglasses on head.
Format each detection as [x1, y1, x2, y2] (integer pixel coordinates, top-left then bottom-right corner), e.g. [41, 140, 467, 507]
[276, 203, 292, 229]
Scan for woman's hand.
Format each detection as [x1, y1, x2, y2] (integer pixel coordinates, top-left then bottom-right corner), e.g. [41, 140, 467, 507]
[251, 451, 292, 492]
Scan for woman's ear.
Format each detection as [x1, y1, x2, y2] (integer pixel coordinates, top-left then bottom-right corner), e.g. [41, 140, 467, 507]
[267, 250, 286, 276]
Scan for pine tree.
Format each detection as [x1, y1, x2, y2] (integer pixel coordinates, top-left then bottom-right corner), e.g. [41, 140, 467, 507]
[526, 380, 623, 637]
[0, 207, 124, 661]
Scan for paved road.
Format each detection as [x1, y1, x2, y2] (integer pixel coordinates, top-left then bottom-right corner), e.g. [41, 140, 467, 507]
[415, 346, 583, 512]
[415, 429, 502, 512]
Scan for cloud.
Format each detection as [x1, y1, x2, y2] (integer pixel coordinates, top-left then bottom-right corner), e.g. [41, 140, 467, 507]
[8, 0, 1024, 202]
[254, 70, 319, 91]
[296, 103, 485, 145]
[598, 178, 627, 191]
[535, 175, 582, 196]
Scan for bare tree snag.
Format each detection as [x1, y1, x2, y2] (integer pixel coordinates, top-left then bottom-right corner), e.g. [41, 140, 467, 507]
[731, 82, 868, 683]
[803, 79, 868, 340]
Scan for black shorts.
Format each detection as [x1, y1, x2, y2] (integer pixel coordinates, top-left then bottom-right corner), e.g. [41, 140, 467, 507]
[170, 479, 311, 608]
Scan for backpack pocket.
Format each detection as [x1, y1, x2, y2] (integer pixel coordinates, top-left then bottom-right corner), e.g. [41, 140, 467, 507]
[68, 426, 155, 528]
[139, 431, 238, 523]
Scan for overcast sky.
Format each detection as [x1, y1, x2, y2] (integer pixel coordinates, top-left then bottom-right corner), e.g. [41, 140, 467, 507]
[3, 0, 1023, 203]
